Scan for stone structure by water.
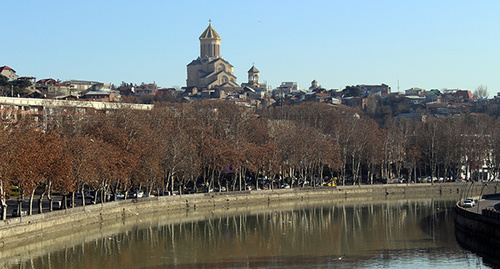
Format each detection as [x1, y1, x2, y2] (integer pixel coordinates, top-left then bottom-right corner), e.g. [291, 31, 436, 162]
[2, 198, 493, 268]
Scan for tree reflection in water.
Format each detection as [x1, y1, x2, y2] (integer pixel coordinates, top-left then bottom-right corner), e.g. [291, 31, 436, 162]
[12, 198, 488, 268]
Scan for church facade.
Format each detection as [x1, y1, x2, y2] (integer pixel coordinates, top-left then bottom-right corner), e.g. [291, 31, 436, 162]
[186, 23, 239, 89]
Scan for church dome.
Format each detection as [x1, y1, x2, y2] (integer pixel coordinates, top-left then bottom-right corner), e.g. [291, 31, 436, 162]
[199, 23, 221, 40]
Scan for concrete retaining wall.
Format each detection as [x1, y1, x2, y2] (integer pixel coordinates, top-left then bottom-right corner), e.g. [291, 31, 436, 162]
[1, 182, 497, 247]
[455, 203, 500, 248]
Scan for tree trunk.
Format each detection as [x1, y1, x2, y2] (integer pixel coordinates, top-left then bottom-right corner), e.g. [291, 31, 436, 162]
[17, 197, 23, 217]
[81, 189, 86, 209]
[0, 198, 7, 220]
[238, 167, 242, 191]
[38, 192, 45, 214]
[29, 191, 35, 216]
[63, 194, 68, 209]
[0, 183, 7, 220]
[48, 180, 53, 212]
[169, 171, 174, 194]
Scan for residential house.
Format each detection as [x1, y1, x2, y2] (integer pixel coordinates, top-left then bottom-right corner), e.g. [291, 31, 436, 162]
[243, 86, 266, 99]
[342, 96, 367, 109]
[36, 79, 76, 97]
[405, 87, 425, 96]
[0, 66, 19, 81]
[134, 83, 157, 95]
[272, 82, 300, 98]
[357, 84, 391, 95]
[441, 89, 476, 103]
[88, 82, 111, 92]
[62, 80, 101, 93]
[425, 89, 442, 103]
[81, 91, 119, 102]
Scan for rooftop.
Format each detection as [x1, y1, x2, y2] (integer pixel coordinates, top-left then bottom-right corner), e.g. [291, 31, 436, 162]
[199, 23, 221, 40]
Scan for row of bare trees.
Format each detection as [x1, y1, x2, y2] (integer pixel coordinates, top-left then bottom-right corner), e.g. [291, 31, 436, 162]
[261, 103, 500, 184]
[1, 101, 499, 219]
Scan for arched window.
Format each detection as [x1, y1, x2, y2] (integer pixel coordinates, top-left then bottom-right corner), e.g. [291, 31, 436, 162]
[218, 64, 226, 72]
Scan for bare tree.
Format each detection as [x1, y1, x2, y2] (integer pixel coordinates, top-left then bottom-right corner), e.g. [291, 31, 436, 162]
[473, 85, 488, 99]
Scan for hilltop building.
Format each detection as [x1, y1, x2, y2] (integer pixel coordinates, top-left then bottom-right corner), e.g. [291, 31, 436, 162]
[0, 66, 19, 81]
[241, 65, 265, 89]
[241, 65, 268, 99]
[36, 79, 76, 97]
[186, 23, 238, 89]
[61, 80, 109, 93]
[357, 84, 391, 95]
[309, 80, 319, 91]
[272, 82, 301, 98]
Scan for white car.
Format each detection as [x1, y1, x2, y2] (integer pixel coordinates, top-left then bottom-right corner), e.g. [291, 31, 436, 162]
[281, 184, 290, 189]
[136, 191, 144, 198]
[463, 198, 475, 208]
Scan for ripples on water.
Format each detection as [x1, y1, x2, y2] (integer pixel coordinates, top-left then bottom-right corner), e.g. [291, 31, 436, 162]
[6, 198, 493, 268]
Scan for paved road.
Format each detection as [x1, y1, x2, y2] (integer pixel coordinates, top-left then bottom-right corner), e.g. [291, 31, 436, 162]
[462, 196, 500, 214]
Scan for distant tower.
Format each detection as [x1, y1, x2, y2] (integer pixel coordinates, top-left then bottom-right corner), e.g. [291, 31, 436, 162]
[309, 79, 319, 91]
[248, 65, 260, 86]
[311, 80, 318, 88]
[199, 21, 221, 58]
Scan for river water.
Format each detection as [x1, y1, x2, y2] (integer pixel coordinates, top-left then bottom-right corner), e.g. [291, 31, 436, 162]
[8, 198, 493, 268]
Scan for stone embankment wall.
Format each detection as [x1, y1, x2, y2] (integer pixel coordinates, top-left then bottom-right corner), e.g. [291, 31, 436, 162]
[0, 182, 497, 247]
[455, 196, 500, 250]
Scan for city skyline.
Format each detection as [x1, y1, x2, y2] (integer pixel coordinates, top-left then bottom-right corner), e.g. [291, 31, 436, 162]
[1, 1, 499, 95]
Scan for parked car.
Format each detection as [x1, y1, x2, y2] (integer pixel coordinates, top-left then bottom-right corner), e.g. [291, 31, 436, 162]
[128, 190, 144, 198]
[53, 201, 63, 210]
[75, 192, 94, 199]
[10, 186, 20, 196]
[12, 209, 27, 217]
[462, 198, 475, 208]
[185, 188, 196, 194]
[281, 184, 290, 189]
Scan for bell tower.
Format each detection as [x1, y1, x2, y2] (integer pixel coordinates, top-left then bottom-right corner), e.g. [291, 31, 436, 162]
[199, 21, 221, 58]
[248, 65, 260, 86]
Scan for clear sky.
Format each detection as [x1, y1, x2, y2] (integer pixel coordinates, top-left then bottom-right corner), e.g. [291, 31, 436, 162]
[1, 0, 499, 95]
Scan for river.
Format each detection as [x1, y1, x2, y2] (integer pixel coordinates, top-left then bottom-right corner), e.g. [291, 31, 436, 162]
[7, 197, 493, 268]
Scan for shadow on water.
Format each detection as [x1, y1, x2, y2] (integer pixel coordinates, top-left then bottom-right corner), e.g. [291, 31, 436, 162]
[418, 200, 458, 246]
[417, 199, 500, 268]
[454, 221, 500, 268]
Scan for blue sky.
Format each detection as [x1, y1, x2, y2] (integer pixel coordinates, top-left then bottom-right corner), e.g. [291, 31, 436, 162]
[2, 1, 499, 95]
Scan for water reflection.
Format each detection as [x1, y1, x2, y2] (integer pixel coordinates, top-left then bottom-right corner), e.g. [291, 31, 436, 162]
[8, 198, 489, 268]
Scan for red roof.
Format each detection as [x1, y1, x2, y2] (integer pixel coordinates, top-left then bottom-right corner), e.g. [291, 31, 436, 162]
[316, 93, 331, 98]
[455, 90, 474, 100]
[0, 66, 15, 72]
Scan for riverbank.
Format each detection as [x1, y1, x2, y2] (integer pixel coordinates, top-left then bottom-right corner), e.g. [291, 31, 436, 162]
[0, 182, 498, 267]
[454, 193, 500, 266]
[1, 182, 497, 248]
